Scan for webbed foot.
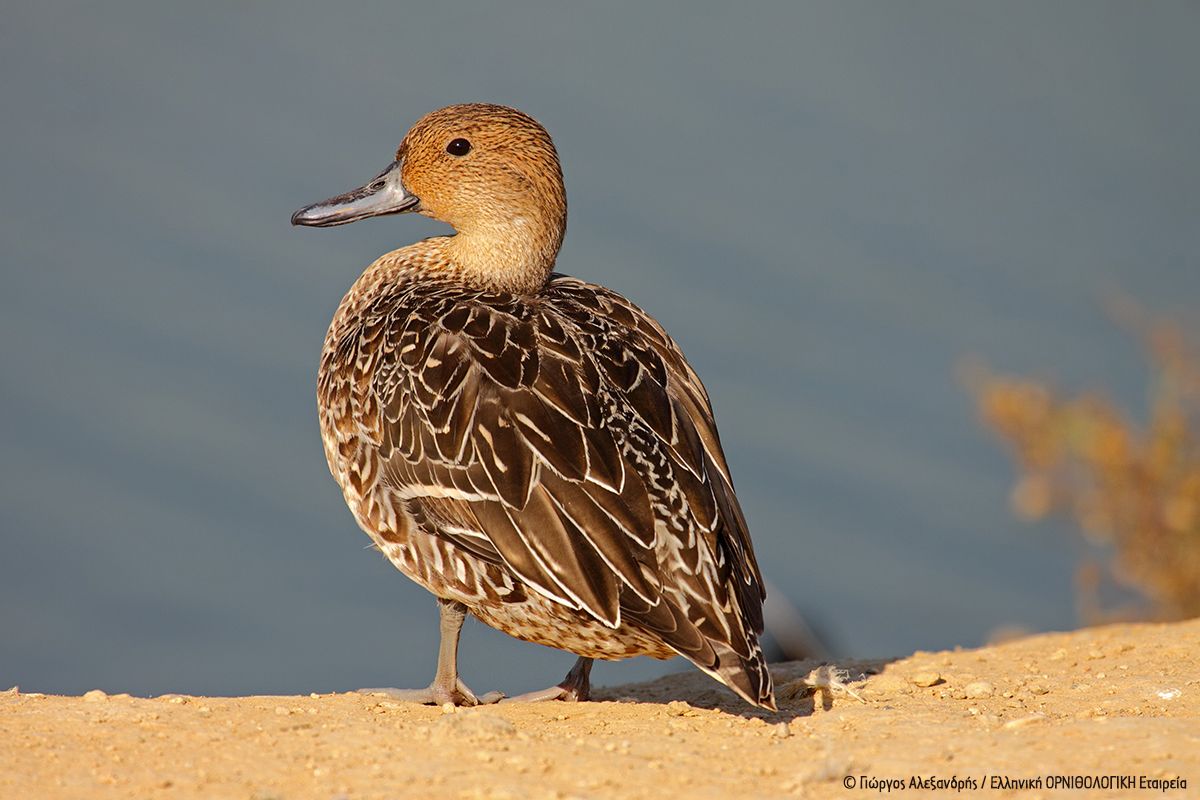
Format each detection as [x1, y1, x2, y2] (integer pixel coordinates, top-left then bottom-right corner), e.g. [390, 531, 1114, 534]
[358, 678, 503, 706]
[502, 656, 592, 703]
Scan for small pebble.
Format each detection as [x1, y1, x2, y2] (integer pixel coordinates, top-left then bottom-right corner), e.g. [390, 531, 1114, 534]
[1028, 684, 1049, 696]
[440, 702, 457, 715]
[1003, 713, 1047, 730]
[910, 672, 943, 687]
[665, 700, 690, 716]
[83, 689, 108, 703]
[964, 681, 995, 699]
[772, 722, 791, 739]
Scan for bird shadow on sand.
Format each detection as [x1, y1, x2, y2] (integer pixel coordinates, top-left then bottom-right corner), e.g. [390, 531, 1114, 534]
[591, 657, 898, 722]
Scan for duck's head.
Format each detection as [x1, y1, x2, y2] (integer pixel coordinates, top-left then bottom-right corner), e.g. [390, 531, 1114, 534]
[292, 103, 567, 292]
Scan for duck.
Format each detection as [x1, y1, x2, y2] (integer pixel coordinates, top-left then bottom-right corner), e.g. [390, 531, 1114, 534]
[291, 103, 775, 710]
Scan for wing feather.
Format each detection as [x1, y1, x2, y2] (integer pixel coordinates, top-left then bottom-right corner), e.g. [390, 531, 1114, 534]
[473, 490, 621, 625]
[360, 275, 768, 703]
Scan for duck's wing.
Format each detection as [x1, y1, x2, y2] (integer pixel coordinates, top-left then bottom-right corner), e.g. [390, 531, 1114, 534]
[546, 276, 772, 708]
[354, 276, 771, 708]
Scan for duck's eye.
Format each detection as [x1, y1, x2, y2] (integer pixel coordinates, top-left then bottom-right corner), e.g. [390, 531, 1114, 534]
[446, 138, 472, 157]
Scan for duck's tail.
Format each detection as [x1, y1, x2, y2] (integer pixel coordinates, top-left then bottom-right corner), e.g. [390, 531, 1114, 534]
[693, 638, 777, 711]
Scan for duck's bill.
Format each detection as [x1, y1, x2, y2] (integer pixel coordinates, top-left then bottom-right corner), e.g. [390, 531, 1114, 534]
[290, 160, 419, 227]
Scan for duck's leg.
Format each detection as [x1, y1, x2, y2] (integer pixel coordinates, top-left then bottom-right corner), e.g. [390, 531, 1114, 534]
[358, 598, 503, 706]
[503, 656, 593, 703]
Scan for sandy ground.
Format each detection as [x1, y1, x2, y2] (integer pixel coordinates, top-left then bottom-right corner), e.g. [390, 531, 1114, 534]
[2, 620, 1196, 800]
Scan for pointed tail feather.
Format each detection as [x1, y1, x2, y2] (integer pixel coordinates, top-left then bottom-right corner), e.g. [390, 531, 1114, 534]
[698, 640, 776, 711]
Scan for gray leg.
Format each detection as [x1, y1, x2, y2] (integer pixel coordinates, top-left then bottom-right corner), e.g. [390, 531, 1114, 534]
[358, 598, 503, 706]
[503, 656, 593, 703]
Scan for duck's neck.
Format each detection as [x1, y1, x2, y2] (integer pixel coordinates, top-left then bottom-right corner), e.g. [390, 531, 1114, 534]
[440, 212, 565, 294]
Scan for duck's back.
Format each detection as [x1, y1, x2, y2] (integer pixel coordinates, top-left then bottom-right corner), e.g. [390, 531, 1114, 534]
[318, 256, 772, 708]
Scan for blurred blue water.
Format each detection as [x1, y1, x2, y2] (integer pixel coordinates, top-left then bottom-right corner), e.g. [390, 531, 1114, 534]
[1, 2, 1197, 696]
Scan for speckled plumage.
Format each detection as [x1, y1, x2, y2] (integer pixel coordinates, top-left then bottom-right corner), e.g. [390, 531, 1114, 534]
[298, 104, 774, 709]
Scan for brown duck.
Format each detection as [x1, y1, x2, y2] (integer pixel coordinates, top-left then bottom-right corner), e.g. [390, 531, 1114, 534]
[292, 103, 775, 710]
